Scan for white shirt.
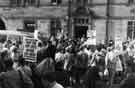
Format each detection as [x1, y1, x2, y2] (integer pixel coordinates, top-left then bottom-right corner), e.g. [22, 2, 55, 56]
[55, 52, 65, 63]
[50, 82, 64, 88]
[105, 49, 123, 71]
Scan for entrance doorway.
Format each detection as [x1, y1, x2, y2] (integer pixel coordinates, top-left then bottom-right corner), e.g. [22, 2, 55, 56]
[74, 26, 88, 38]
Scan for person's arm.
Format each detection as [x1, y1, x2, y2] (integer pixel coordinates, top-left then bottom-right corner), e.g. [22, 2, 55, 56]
[105, 53, 108, 68]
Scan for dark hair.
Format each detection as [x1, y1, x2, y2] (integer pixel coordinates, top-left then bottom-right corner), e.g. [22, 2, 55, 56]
[12, 47, 18, 53]
[43, 72, 56, 83]
[96, 44, 102, 52]
[37, 41, 43, 47]
[7, 40, 12, 44]
[108, 40, 114, 47]
[1, 49, 8, 59]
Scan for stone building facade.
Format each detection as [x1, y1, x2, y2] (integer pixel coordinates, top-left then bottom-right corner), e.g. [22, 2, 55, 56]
[0, 0, 134, 44]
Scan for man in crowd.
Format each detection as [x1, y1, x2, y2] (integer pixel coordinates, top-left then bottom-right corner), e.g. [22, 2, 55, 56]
[0, 59, 33, 88]
[120, 64, 135, 88]
[42, 72, 64, 88]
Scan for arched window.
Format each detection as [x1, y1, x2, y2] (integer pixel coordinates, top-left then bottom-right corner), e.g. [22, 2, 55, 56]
[0, 19, 6, 30]
[10, 0, 39, 7]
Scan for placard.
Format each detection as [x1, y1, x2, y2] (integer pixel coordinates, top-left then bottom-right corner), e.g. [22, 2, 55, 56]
[115, 36, 123, 51]
[23, 37, 37, 62]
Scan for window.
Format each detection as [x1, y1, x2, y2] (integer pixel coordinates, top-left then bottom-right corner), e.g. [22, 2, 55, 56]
[10, 0, 39, 7]
[50, 19, 61, 36]
[23, 20, 36, 32]
[127, 21, 135, 40]
[74, 17, 89, 26]
[51, 0, 62, 5]
[128, 0, 135, 4]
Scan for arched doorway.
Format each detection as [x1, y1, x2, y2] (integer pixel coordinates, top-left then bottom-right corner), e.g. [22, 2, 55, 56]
[72, 6, 95, 39]
[0, 18, 6, 30]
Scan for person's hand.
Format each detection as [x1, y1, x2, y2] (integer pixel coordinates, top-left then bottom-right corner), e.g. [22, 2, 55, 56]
[104, 68, 109, 76]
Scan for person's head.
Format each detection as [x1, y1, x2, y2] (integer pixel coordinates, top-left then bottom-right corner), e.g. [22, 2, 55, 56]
[1, 49, 9, 60]
[42, 72, 56, 83]
[37, 41, 43, 48]
[12, 41, 16, 46]
[47, 40, 52, 46]
[79, 45, 84, 51]
[108, 40, 114, 47]
[6, 40, 12, 49]
[90, 45, 96, 53]
[18, 55, 25, 66]
[96, 44, 102, 52]
[10, 47, 20, 62]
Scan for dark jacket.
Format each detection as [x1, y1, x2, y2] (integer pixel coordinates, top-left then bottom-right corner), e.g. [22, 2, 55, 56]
[0, 69, 34, 88]
[120, 74, 135, 88]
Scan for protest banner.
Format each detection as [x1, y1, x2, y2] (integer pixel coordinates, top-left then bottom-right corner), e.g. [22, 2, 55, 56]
[115, 36, 123, 51]
[84, 29, 96, 45]
[23, 37, 37, 62]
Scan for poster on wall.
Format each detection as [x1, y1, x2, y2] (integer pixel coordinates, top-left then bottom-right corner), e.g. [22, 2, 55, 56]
[85, 29, 96, 45]
[23, 37, 37, 62]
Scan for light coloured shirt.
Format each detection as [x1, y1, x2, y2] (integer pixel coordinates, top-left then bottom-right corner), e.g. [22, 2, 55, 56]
[55, 52, 65, 63]
[50, 82, 64, 88]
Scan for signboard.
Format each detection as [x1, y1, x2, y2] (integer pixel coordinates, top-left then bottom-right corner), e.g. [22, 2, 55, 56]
[115, 36, 123, 51]
[23, 37, 37, 62]
[85, 29, 96, 45]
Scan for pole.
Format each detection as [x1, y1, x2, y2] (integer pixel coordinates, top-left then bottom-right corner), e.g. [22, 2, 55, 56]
[67, 0, 72, 38]
[106, 0, 110, 45]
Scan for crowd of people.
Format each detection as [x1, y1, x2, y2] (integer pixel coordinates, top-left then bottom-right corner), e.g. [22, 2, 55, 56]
[0, 35, 135, 88]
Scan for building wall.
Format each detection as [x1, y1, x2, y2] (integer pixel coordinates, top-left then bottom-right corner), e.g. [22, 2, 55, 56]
[114, 20, 127, 41]
[0, 0, 133, 43]
[5, 19, 23, 30]
[95, 19, 106, 44]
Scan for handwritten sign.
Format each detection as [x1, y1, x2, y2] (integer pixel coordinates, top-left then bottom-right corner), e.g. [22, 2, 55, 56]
[23, 37, 37, 62]
[115, 36, 123, 51]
